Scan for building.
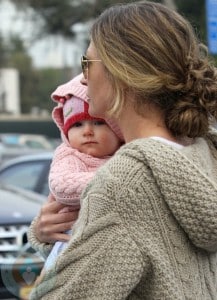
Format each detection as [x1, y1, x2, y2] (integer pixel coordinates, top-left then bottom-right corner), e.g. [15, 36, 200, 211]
[0, 68, 20, 114]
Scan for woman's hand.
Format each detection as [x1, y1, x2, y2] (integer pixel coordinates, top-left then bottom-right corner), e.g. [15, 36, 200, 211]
[35, 193, 79, 243]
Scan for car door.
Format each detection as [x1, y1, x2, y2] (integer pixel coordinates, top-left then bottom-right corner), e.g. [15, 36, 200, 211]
[0, 159, 51, 196]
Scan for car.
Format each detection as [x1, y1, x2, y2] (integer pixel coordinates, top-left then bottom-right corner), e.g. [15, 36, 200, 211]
[0, 152, 53, 196]
[0, 133, 56, 165]
[0, 133, 55, 151]
[0, 184, 46, 299]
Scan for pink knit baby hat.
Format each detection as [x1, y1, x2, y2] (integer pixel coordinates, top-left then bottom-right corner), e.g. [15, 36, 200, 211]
[63, 96, 104, 136]
[51, 73, 124, 141]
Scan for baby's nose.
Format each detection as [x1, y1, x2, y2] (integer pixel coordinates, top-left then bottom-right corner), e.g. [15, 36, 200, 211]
[83, 123, 94, 135]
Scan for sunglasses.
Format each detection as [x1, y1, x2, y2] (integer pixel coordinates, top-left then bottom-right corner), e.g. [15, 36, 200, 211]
[81, 55, 101, 77]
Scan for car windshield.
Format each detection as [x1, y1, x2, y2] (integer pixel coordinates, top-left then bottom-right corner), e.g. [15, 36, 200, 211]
[0, 160, 49, 195]
[1, 135, 22, 147]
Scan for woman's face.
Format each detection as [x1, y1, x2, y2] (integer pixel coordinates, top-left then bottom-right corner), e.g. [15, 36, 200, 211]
[81, 42, 114, 119]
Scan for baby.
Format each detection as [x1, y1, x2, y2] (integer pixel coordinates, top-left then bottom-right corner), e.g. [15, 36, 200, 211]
[44, 73, 123, 270]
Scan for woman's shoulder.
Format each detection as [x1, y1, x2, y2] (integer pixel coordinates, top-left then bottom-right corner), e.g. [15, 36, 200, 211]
[109, 138, 174, 164]
[90, 139, 156, 187]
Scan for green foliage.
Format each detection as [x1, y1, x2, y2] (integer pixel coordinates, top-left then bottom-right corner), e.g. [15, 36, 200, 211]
[0, 35, 72, 114]
[10, 0, 207, 43]
[0, 34, 8, 68]
[175, 0, 217, 61]
[10, 0, 162, 38]
[175, 0, 206, 43]
[29, 0, 79, 37]
[1, 35, 38, 113]
[32, 67, 73, 114]
[11, 0, 93, 38]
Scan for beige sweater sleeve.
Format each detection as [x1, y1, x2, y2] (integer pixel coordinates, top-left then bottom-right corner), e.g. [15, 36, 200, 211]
[29, 210, 145, 300]
[27, 216, 53, 259]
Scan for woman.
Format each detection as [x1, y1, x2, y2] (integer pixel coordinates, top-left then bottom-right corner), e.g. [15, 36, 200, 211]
[29, 2, 217, 299]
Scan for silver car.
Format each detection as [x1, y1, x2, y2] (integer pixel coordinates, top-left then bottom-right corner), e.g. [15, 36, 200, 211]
[0, 152, 53, 196]
[0, 184, 46, 299]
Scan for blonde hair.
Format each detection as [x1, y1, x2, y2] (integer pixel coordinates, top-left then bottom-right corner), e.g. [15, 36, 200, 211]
[91, 1, 217, 138]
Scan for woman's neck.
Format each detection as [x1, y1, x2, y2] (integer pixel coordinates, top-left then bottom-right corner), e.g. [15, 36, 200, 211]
[117, 101, 177, 143]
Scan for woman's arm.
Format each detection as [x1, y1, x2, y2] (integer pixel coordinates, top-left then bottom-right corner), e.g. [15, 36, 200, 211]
[28, 194, 79, 257]
[30, 209, 145, 300]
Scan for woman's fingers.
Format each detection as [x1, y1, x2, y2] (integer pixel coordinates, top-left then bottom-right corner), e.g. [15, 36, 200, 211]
[35, 194, 79, 243]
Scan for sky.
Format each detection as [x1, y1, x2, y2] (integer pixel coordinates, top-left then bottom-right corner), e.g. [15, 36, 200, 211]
[0, 0, 86, 68]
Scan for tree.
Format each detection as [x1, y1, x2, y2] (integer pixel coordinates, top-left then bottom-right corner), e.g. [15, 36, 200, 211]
[0, 34, 7, 68]
[10, 0, 166, 39]
[10, 0, 205, 42]
[0, 34, 68, 114]
[10, 0, 95, 39]
[175, 0, 206, 43]
[1, 35, 39, 113]
[33, 67, 73, 113]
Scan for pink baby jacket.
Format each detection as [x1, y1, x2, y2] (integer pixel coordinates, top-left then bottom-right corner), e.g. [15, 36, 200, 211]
[49, 143, 109, 208]
[49, 76, 111, 208]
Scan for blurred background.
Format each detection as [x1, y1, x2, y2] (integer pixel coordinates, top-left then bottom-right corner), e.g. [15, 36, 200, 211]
[0, 0, 215, 146]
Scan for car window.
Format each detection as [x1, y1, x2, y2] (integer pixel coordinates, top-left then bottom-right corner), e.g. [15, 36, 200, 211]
[41, 180, 49, 196]
[35, 161, 51, 196]
[24, 140, 46, 149]
[0, 161, 47, 192]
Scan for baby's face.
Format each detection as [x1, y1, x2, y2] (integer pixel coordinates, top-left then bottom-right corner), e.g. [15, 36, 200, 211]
[68, 119, 120, 157]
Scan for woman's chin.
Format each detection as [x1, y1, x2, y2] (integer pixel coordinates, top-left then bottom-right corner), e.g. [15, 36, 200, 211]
[88, 107, 105, 119]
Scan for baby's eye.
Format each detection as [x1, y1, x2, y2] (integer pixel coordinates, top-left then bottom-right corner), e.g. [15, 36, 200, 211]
[94, 120, 106, 126]
[72, 122, 83, 127]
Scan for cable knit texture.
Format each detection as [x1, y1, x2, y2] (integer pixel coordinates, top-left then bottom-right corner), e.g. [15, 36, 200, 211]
[28, 130, 217, 300]
[49, 143, 109, 207]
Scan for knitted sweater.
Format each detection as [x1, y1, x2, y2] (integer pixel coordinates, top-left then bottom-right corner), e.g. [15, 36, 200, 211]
[28, 133, 217, 300]
[49, 142, 109, 207]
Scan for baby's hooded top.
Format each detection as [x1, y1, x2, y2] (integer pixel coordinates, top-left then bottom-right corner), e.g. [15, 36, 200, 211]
[49, 73, 123, 208]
